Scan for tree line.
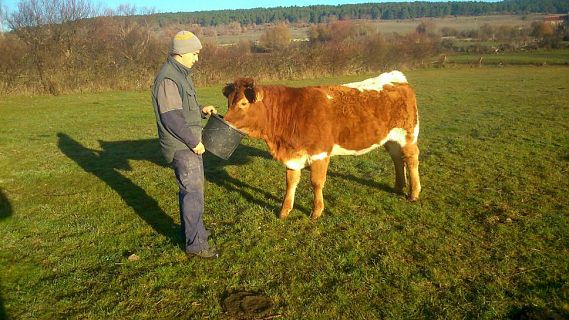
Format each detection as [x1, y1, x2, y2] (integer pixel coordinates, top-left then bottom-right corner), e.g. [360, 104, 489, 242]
[152, 0, 569, 27]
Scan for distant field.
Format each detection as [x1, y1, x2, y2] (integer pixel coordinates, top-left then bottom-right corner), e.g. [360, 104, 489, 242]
[208, 14, 547, 44]
[1, 66, 568, 319]
[357, 14, 543, 36]
[447, 48, 569, 66]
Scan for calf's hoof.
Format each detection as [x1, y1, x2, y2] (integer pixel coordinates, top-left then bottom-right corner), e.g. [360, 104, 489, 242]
[310, 211, 323, 220]
[407, 195, 419, 202]
[279, 208, 291, 220]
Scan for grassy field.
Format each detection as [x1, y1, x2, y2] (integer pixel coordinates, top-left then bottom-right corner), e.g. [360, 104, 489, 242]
[1, 66, 568, 319]
[352, 14, 543, 36]
[447, 48, 569, 66]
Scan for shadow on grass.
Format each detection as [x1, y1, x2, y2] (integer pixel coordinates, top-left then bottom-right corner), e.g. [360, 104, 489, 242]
[96, 135, 284, 215]
[204, 146, 398, 217]
[99, 136, 288, 215]
[327, 171, 396, 195]
[0, 189, 12, 221]
[509, 305, 569, 320]
[203, 148, 292, 215]
[57, 133, 181, 248]
[57, 134, 292, 241]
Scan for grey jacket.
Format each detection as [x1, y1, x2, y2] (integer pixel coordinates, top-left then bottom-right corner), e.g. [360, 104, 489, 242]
[151, 57, 203, 163]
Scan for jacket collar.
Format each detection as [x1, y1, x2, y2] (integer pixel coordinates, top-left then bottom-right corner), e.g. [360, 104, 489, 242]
[167, 56, 192, 77]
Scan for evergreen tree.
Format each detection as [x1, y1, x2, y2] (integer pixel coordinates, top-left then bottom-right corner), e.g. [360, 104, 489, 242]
[150, 1, 569, 27]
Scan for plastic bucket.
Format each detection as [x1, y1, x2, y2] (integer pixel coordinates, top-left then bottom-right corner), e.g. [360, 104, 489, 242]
[202, 114, 246, 160]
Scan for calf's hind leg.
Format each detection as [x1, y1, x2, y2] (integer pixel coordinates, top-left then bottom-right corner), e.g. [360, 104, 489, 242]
[309, 157, 330, 220]
[279, 169, 301, 219]
[402, 143, 421, 201]
[384, 141, 407, 194]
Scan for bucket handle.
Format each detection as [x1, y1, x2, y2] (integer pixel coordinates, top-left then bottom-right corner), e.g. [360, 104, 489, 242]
[204, 111, 222, 119]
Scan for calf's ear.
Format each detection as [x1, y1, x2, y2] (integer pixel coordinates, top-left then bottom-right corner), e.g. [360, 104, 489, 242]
[222, 83, 235, 98]
[244, 87, 263, 104]
[244, 80, 263, 103]
[244, 87, 255, 103]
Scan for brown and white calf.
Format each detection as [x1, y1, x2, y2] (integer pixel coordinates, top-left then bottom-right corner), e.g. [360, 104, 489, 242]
[222, 71, 421, 219]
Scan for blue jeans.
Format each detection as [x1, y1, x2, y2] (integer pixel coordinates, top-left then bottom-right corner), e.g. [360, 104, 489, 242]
[172, 149, 210, 253]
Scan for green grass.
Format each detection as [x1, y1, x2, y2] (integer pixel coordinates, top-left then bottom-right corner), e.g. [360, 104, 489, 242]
[1, 66, 568, 319]
[447, 48, 569, 66]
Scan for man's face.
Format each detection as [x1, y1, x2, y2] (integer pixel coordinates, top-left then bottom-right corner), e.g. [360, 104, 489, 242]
[178, 51, 199, 68]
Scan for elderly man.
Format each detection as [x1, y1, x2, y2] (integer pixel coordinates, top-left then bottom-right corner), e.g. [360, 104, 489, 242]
[151, 31, 219, 259]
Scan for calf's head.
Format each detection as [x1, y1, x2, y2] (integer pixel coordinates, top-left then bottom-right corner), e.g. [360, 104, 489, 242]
[222, 78, 264, 135]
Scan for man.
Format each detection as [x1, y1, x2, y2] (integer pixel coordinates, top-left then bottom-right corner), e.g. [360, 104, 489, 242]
[151, 31, 219, 259]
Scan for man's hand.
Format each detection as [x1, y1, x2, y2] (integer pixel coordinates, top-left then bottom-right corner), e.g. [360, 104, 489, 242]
[192, 142, 205, 155]
[202, 105, 217, 116]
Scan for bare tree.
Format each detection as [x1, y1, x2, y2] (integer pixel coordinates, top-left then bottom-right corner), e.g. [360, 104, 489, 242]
[8, 0, 96, 94]
[416, 21, 438, 37]
[259, 23, 291, 51]
[0, 0, 5, 34]
[103, 4, 156, 64]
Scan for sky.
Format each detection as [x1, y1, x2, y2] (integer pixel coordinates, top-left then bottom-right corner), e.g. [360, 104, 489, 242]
[2, 0, 501, 14]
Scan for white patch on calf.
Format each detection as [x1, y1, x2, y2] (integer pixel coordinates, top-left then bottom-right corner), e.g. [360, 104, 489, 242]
[326, 94, 333, 100]
[343, 71, 408, 92]
[386, 128, 408, 147]
[285, 156, 308, 170]
[413, 123, 419, 144]
[311, 152, 328, 161]
[284, 127, 411, 168]
[331, 143, 381, 156]
[330, 127, 409, 157]
[285, 152, 329, 170]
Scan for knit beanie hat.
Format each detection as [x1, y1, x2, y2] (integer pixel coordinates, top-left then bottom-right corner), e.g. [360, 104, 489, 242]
[170, 31, 202, 55]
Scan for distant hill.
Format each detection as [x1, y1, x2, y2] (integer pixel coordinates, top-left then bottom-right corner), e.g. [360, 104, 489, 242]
[149, 0, 569, 27]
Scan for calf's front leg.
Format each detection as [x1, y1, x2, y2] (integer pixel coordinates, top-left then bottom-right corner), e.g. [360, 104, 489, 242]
[279, 168, 301, 219]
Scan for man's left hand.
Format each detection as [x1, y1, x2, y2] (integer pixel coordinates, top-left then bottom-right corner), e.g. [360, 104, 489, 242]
[192, 142, 206, 155]
[202, 105, 217, 116]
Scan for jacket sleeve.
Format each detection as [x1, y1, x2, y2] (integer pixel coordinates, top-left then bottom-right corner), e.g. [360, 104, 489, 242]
[156, 78, 200, 149]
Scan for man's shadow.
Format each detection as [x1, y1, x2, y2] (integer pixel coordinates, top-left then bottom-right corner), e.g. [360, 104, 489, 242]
[57, 133, 183, 247]
[57, 133, 287, 248]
